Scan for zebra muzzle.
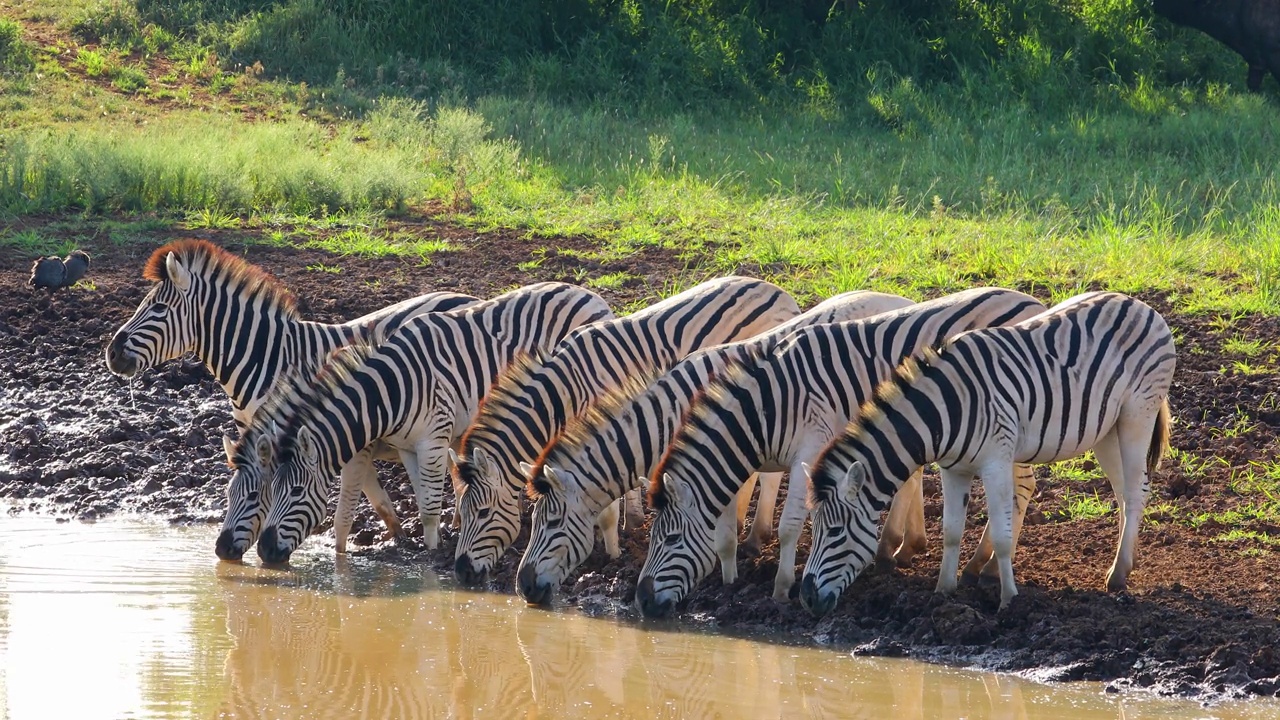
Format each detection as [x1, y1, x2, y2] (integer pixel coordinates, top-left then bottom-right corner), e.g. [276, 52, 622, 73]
[256, 526, 293, 565]
[516, 563, 553, 605]
[634, 576, 674, 619]
[214, 529, 247, 561]
[799, 574, 838, 618]
[105, 334, 138, 376]
[454, 554, 488, 586]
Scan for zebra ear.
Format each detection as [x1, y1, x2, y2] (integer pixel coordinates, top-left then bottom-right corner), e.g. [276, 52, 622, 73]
[518, 461, 535, 479]
[839, 462, 868, 503]
[447, 448, 463, 468]
[662, 473, 695, 508]
[253, 431, 274, 466]
[542, 466, 565, 493]
[296, 426, 319, 465]
[222, 433, 237, 465]
[473, 445, 496, 479]
[165, 251, 192, 293]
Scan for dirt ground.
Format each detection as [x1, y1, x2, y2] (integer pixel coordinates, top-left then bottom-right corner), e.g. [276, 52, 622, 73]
[3, 216, 1279, 701]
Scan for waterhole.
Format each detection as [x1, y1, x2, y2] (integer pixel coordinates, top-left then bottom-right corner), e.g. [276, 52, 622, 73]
[0, 515, 1272, 719]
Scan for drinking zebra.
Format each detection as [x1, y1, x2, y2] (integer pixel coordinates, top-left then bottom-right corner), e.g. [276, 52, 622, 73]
[635, 287, 1047, 618]
[450, 277, 800, 584]
[253, 282, 612, 562]
[800, 291, 1174, 616]
[102, 239, 477, 559]
[515, 291, 915, 605]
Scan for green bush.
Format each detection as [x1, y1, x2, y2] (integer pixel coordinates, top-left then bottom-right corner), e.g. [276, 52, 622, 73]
[0, 18, 34, 74]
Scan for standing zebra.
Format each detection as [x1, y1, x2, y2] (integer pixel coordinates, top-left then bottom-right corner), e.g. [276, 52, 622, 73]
[102, 239, 477, 559]
[635, 288, 1047, 618]
[450, 277, 800, 585]
[800, 292, 1174, 616]
[516, 291, 916, 605]
[254, 282, 612, 562]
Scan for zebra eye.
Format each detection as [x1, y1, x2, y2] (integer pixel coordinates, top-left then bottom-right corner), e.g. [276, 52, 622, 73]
[477, 508, 491, 519]
[546, 516, 562, 529]
[664, 533, 682, 547]
[826, 526, 842, 539]
[245, 491, 258, 502]
[289, 486, 304, 499]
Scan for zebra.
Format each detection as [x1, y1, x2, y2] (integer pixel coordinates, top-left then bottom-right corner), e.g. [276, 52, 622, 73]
[800, 291, 1174, 616]
[635, 287, 1048, 618]
[515, 291, 916, 605]
[102, 239, 477, 560]
[253, 282, 612, 562]
[449, 277, 801, 585]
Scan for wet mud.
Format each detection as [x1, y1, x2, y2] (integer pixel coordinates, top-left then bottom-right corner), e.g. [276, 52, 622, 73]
[2, 219, 1279, 701]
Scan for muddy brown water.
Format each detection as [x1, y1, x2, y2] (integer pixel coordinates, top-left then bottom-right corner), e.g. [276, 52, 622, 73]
[0, 515, 1272, 720]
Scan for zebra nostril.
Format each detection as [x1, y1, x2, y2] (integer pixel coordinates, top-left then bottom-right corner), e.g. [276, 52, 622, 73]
[256, 526, 292, 565]
[215, 530, 245, 561]
[105, 335, 138, 376]
[516, 563, 551, 604]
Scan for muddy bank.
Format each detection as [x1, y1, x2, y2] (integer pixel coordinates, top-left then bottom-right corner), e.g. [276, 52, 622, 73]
[2, 223, 1279, 701]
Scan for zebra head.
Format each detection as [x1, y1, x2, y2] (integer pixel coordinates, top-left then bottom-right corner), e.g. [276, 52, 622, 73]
[106, 250, 198, 377]
[216, 428, 277, 561]
[634, 473, 717, 619]
[516, 465, 592, 605]
[800, 460, 880, 618]
[453, 447, 520, 586]
[258, 425, 329, 565]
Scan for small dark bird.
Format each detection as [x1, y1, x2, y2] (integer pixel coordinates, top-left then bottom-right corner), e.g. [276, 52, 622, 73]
[61, 250, 91, 287]
[28, 256, 66, 293]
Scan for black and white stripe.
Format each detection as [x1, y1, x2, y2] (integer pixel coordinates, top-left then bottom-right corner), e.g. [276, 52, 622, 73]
[635, 287, 1047, 618]
[251, 282, 612, 563]
[800, 291, 1175, 616]
[449, 277, 801, 584]
[101, 240, 477, 561]
[515, 291, 915, 604]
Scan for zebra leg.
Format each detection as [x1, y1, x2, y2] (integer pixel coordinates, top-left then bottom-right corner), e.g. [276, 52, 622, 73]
[976, 460, 1019, 609]
[1098, 418, 1151, 593]
[622, 487, 644, 530]
[772, 468, 809, 600]
[413, 438, 452, 550]
[736, 473, 757, 534]
[597, 498, 622, 559]
[715, 499, 740, 584]
[333, 453, 371, 555]
[966, 463, 1036, 584]
[897, 467, 928, 566]
[745, 471, 783, 552]
[935, 467, 974, 596]
[360, 468, 405, 542]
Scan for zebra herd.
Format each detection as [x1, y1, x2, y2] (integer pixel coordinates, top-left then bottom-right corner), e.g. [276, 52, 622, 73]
[106, 239, 1176, 619]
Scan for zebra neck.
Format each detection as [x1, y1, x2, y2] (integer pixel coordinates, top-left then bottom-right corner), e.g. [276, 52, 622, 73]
[195, 294, 304, 414]
[308, 361, 401, 473]
[853, 378, 960, 507]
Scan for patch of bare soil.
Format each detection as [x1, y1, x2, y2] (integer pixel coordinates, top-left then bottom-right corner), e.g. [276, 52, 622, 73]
[3, 224, 1279, 700]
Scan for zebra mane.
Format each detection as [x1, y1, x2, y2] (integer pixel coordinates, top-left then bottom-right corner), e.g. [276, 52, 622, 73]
[266, 342, 378, 462]
[453, 348, 555, 486]
[526, 368, 664, 498]
[808, 346, 945, 499]
[647, 349, 769, 509]
[143, 239, 299, 318]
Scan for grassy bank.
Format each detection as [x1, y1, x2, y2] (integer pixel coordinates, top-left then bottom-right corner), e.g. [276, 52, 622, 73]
[1, 1, 1279, 315]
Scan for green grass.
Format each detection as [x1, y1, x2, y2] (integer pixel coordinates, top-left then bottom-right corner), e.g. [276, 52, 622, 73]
[1045, 455, 1104, 484]
[1054, 490, 1114, 522]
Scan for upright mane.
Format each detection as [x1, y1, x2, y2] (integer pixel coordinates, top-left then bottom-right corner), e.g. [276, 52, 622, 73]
[646, 347, 772, 509]
[807, 346, 946, 498]
[143, 239, 299, 318]
[457, 347, 555, 458]
[248, 342, 377, 463]
[526, 367, 663, 497]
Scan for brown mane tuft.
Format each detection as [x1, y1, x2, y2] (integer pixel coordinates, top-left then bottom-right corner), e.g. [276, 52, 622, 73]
[142, 239, 298, 316]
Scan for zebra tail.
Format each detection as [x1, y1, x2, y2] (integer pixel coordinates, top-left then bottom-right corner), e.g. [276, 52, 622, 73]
[1147, 399, 1172, 474]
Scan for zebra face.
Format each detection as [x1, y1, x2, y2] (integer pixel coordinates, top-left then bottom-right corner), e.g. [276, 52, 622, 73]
[106, 252, 196, 377]
[454, 448, 520, 586]
[634, 474, 717, 619]
[516, 467, 589, 605]
[258, 426, 328, 565]
[800, 461, 879, 618]
[216, 431, 275, 562]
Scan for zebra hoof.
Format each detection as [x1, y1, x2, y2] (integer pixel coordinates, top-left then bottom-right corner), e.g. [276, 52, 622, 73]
[959, 571, 981, 587]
